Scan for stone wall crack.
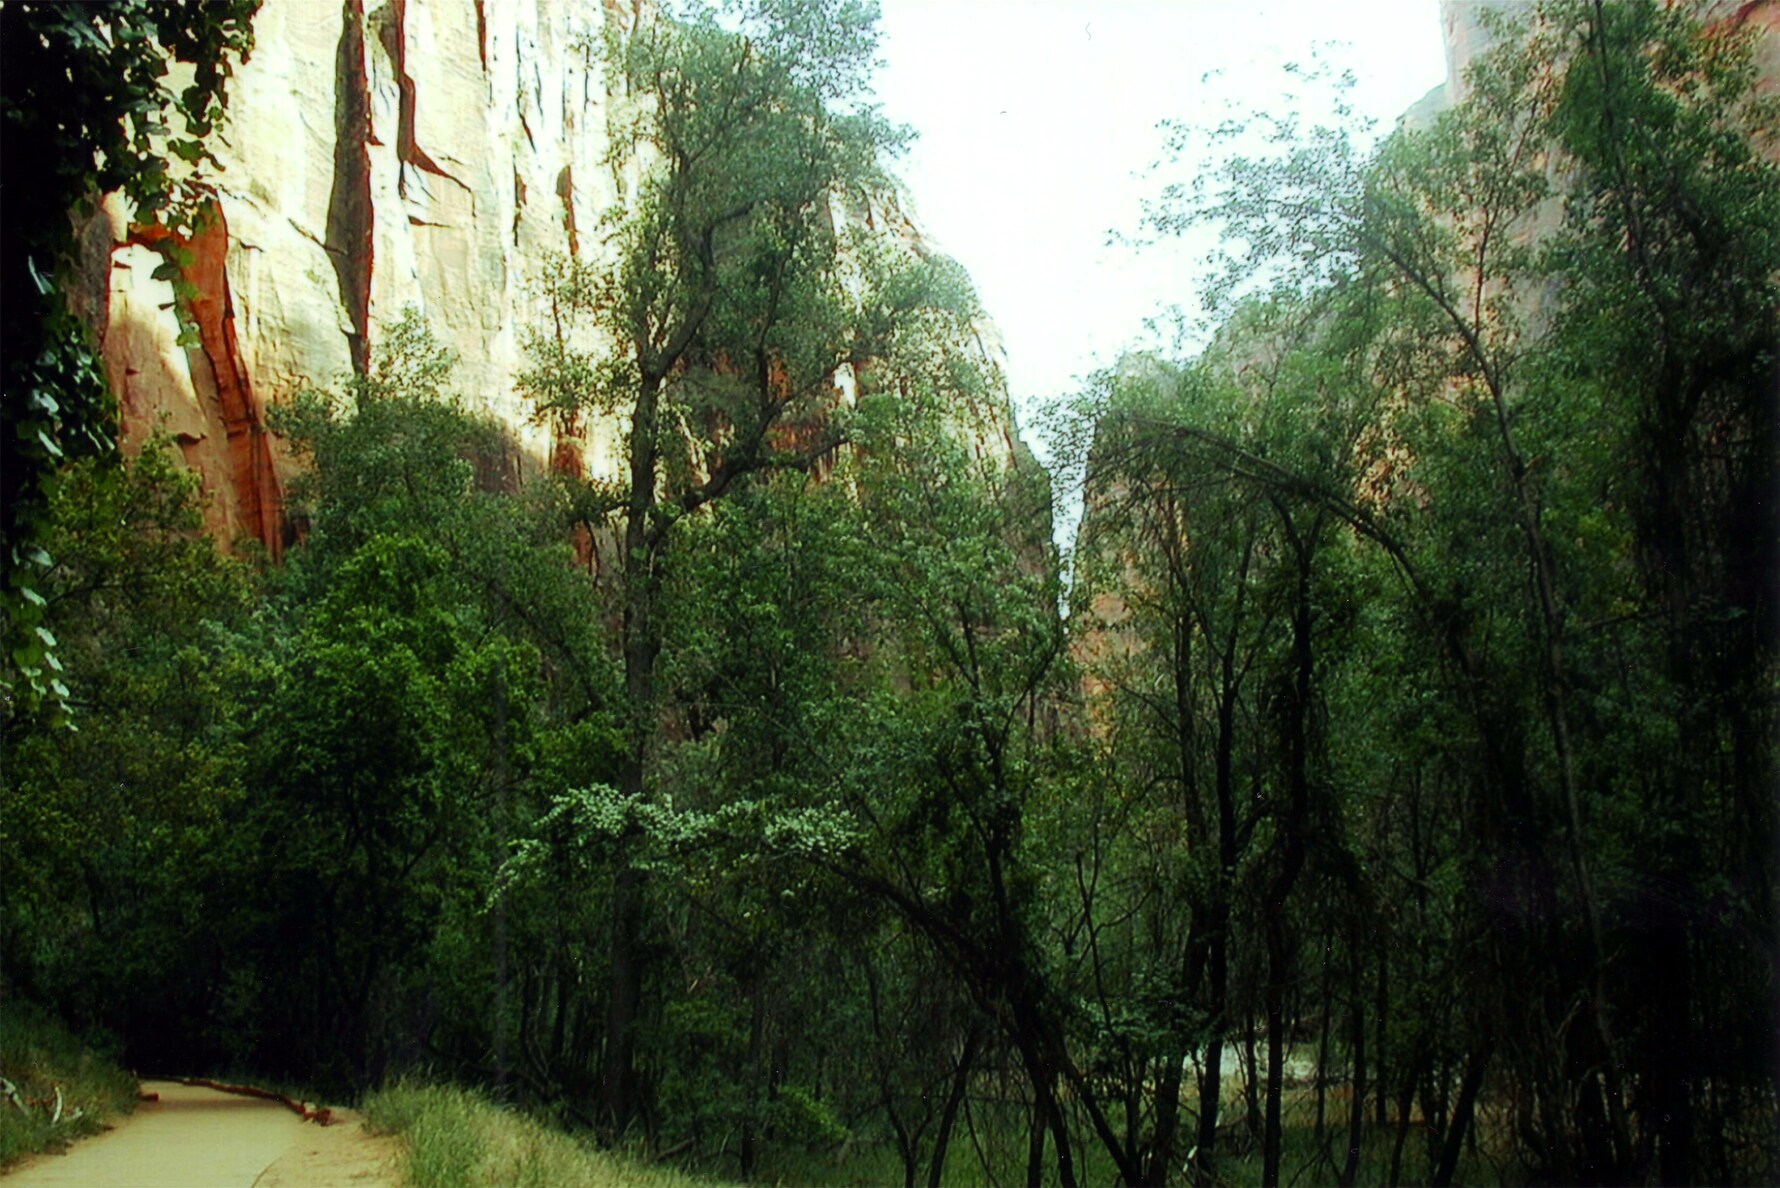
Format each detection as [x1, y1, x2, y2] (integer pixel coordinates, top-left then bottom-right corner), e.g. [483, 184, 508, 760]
[377, 0, 477, 211]
[326, 0, 375, 375]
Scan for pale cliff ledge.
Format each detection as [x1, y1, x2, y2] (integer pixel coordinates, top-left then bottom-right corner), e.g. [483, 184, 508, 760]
[82, 0, 1030, 555]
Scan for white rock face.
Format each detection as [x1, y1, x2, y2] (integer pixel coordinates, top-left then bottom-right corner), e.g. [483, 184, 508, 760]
[89, 0, 641, 550]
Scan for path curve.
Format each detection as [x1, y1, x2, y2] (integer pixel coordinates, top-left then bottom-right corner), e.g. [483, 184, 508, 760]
[2, 1080, 402, 1187]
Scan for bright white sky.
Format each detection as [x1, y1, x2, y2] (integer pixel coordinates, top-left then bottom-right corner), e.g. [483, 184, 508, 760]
[869, 0, 1450, 455]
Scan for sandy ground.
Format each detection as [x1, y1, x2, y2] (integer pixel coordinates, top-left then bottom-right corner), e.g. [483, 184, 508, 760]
[3, 1080, 403, 1187]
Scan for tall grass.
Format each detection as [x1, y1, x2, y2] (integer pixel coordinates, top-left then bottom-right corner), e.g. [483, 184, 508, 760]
[364, 1080, 720, 1188]
[0, 1001, 139, 1169]
[363, 1076, 1522, 1187]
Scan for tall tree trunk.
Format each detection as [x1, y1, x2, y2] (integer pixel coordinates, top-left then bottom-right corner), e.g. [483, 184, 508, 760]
[1339, 959, 1366, 1188]
[1314, 924, 1332, 1141]
[1261, 507, 1317, 1188]
[602, 370, 665, 1140]
[1031, 1049, 1076, 1187]
[1148, 1045, 1184, 1187]
[1026, 1092, 1048, 1188]
[1644, 393, 1701, 1188]
[1243, 1011, 1263, 1142]
[1374, 939, 1389, 1127]
[1388, 1040, 1428, 1188]
[741, 982, 767, 1181]
[1191, 931, 1228, 1187]
[1429, 1036, 1491, 1188]
[928, 1026, 979, 1188]
[1262, 925, 1290, 1188]
[1649, 919, 1695, 1186]
[600, 862, 645, 1137]
[1193, 643, 1243, 1186]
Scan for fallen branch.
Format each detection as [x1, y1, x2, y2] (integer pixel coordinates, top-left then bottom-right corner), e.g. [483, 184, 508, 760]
[167, 1077, 336, 1126]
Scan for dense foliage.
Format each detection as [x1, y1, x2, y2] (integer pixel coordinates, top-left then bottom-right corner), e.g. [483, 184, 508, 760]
[2, 1, 1774, 1186]
[1073, 2, 1777, 1182]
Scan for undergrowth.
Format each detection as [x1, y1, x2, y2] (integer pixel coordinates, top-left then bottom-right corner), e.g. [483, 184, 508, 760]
[0, 1000, 138, 1169]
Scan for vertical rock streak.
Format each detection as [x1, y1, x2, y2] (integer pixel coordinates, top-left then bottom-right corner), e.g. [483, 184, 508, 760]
[328, 0, 375, 376]
[378, 0, 474, 205]
[555, 165, 579, 256]
[129, 213, 287, 556]
[178, 212, 286, 557]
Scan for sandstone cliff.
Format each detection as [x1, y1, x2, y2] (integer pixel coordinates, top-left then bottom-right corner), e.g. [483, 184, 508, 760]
[84, 0, 1025, 553]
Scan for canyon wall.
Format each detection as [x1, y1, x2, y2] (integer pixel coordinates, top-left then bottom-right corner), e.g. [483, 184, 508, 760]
[1438, 0, 1780, 105]
[84, 0, 1023, 553]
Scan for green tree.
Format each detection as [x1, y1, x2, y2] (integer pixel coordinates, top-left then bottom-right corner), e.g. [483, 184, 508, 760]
[837, 417, 1093, 1183]
[0, 439, 256, 1069]
[1073, 283, 1392, 1185]
[1542, 7, 1780, 1175]
[242, 533, 547, 1087]
[1130, 2, 1780, 1180]
[518, 0, 900, 1136]
[250, 313, 620, 1089]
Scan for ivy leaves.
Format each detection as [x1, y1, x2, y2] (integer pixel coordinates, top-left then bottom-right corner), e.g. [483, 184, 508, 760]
[1, 0, 259, 719]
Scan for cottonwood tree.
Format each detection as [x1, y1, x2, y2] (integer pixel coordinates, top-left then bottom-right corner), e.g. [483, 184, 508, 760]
[518, 0, 901, 1136]
[1073, 286, 1387, 1186]
[233, 314, 618, 1090]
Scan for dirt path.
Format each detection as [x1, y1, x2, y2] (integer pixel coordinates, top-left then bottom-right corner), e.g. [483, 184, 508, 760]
[3, 1080, 403, 1187]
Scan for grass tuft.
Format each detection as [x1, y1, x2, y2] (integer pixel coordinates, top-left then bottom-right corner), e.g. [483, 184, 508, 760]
[0, 1000, 139, 1170]
[364, 1080, 720, 1188]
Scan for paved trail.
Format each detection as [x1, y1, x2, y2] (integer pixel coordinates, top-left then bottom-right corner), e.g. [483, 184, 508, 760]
[3, 1080, 402, 1187]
